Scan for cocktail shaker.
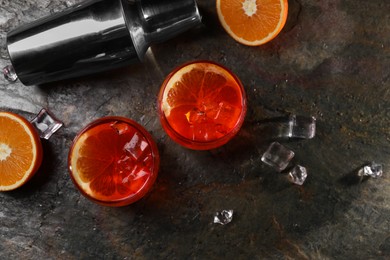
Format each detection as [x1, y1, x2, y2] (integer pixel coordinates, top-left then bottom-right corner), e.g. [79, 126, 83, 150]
[4, 0, 202, 85]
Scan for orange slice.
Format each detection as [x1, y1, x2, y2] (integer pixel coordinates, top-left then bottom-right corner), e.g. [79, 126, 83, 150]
[158, 61, 246, 150]
[68, 117, 159, 207]
[0, 111, 42, 191]
[217, 0, 288, 46]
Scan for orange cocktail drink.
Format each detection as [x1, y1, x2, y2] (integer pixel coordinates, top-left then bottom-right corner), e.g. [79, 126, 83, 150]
[158, 60, 247, 150]
[68, 117, 159, 207]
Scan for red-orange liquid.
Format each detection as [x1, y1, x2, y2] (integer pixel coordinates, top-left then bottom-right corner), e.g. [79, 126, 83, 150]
[159, 61, 247, 150]
[69, 117, 159, 206]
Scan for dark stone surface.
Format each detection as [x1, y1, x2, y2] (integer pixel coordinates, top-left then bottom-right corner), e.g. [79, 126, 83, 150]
[1, 0, 389, 258]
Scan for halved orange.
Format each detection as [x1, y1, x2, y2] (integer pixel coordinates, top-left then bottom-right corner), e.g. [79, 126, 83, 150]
[158, 61, 247, 150]
[0, 111, 43, 191]
[68, 117, 160, 207]
[217, 0, 288, 46]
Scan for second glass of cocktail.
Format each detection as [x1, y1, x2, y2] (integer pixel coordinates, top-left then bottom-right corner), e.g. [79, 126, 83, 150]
[68, 117, 159, 207]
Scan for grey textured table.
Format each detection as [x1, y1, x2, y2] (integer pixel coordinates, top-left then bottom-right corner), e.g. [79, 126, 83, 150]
[1, 0, 389, 259]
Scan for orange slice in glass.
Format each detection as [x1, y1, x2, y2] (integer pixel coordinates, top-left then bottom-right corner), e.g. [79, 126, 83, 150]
[217, 0, 288, 46]
[158, 60, 247, 150]
[68, 117, 159, 207]
[0, 111, 43, 191]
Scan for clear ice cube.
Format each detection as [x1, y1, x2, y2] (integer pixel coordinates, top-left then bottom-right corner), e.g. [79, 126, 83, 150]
[255, 115, 316, 140]
[3, 65, 18, 82]
[287, 165, 308, 185]
[261, 142, 295, 171]
[30, 108, 63, 140]
[288, 115, 316, 139]
[213, 210, 233, 225]
[358, 162, 383, 178]
[124, 133, 149, 159]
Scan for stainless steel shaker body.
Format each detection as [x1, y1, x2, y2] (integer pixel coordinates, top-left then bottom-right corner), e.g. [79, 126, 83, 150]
[6, 0, 201, 85]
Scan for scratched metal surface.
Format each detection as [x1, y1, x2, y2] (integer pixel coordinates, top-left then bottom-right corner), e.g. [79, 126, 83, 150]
[0, 0, 389, 258]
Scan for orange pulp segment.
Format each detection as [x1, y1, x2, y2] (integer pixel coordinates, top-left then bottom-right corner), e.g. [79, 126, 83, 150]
[0, 111, 42, 191]
[159, 61, 246, 150]
[69, 117, 159, 206]
[217, 0, 288, 46]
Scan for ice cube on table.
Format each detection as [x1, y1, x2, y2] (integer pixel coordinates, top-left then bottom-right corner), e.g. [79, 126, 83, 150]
[30, 108, 63, 140]
[358, 162, 383, 178]
[3, 65, 18, 82]
[261, 142, 295, 171]
[287, 115, 316, 139]
[213, 210, 233, 225]
[287, 165, 308, 185]
[254, 115, 316, 140]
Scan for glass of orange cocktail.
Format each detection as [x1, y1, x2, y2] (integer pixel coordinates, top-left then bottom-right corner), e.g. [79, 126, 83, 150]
[158, 60, 247, 150]
[68, 117, 159, 207]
